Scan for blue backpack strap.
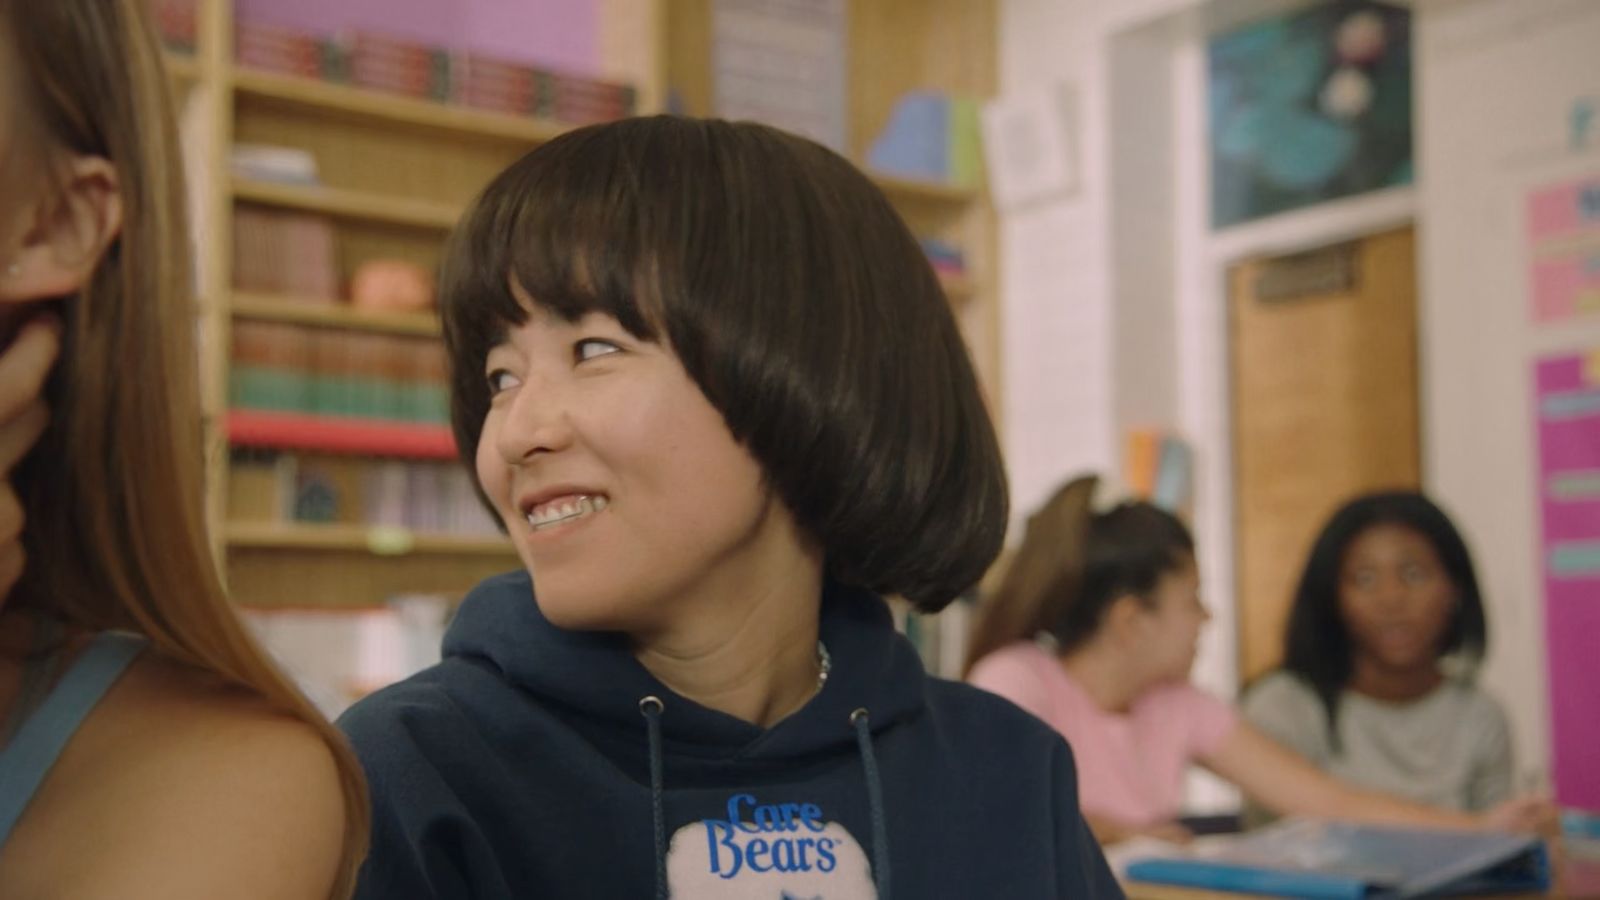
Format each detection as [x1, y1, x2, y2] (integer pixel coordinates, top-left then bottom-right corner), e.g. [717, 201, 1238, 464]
[0, 632, 145, 846]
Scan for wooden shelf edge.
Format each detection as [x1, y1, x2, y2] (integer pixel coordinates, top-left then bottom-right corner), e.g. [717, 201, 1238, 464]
[231, 292, 441, 337]
[232, 178, 461, 230]
[231, 67, 573, 146]
[870, 172, 980, 206]
[164, 51, 202, 84]
[225, 522, 513, 556]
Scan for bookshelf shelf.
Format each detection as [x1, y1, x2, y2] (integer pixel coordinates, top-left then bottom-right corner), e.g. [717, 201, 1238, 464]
[870, 172, 979, 207]
[232, 67, 573, 146]
[231, 292, 441, 337]
[226, 522, 512, 557]
[227, 410, 457, 459]
[164, 51, 201, 84]
[232, 178, 461, 230]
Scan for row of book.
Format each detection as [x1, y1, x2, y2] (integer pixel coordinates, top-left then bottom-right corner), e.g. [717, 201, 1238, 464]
[150, 0, 198, 54]
[234, 207, 341, 301]
[229, 449, 499, 537]
[231, 322, 449, 424]
[892, 597, 974, 681]
[920, 237, 968, 282]
[237, 20, 637, 125]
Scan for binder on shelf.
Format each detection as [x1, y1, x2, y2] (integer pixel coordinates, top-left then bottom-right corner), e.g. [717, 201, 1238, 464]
[1123, 819, 1550, 899]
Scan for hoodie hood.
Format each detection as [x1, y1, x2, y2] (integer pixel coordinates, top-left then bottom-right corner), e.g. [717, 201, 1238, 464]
[441, 569, 929, 760]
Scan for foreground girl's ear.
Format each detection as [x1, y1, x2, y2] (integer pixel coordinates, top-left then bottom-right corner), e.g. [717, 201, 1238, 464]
[0, 156, 122, 303]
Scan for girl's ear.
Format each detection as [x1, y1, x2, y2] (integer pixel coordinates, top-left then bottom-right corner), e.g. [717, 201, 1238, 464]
[0, 156, 122, 304]
[1102, 593, 1146, 641]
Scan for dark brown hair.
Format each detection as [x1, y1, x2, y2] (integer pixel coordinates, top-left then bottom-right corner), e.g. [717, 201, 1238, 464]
[965, 475, 1195, 672]
[440, 116, 1007, 610]
[1276, 490, 1487, 745]
[3, 1, 367, 890]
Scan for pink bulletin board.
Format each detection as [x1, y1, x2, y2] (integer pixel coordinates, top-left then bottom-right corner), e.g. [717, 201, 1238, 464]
[1534, 351, 1600, 810]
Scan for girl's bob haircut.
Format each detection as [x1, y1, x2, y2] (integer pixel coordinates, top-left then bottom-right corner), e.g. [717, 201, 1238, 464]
[440, 115, 1008, 611]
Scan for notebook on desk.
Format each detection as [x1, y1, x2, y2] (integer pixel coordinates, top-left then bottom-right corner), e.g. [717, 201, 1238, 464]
[1123, 819, 1550, 899]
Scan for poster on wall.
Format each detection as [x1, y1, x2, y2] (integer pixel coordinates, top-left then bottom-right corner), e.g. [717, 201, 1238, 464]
[1526, 173, 1600, 323]
[1533, 352, 1600, 811]
[1207, 1, 1412, 228]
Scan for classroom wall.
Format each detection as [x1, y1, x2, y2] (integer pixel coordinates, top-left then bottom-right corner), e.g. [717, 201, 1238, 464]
[998, 0, 1599, 794]
[1414, 0, 1600, 795]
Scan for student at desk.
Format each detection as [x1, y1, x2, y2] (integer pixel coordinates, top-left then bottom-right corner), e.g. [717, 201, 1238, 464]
[965, 476, 1552, 846]
[1243, 492, 1519, 821]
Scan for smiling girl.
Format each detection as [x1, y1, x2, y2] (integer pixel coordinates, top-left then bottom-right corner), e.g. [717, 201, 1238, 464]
[339, 116, 1120, 899]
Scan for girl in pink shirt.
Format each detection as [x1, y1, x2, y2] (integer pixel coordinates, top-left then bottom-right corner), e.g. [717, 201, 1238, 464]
[965, 475, 1552, 846]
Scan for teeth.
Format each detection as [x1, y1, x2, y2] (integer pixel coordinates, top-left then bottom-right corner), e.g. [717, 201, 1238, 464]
[524, 495, 607, 530]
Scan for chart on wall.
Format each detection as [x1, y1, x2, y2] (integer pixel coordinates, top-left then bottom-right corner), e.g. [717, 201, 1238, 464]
[1526, 173, 1600, 323]
[1533, 351, 1600, 811]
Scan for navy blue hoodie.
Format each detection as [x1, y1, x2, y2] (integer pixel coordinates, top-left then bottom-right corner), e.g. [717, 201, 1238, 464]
[339, 570, 1122, 898]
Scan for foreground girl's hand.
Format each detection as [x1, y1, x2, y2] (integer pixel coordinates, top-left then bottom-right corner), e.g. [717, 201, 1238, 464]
[0, 315, 59, 600]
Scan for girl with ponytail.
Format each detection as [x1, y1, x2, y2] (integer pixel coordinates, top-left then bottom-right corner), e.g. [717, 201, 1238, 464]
[967, 475, 1551, 846]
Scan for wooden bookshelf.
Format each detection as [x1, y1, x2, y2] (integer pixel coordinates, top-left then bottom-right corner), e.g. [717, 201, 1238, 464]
[232, 178, 461, 230]
[183, 0, 995, 615]
[232, 67, 572, 145]
[226, 522, 513, 557]
[231, 291, 441, 337]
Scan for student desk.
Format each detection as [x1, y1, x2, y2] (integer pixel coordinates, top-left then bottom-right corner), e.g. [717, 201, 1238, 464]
[1122, 885, 1554, 899]
[1119, 839, 1600, 900]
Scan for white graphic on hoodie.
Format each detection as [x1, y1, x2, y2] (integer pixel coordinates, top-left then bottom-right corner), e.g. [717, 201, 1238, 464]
[665, 793, 878, 899]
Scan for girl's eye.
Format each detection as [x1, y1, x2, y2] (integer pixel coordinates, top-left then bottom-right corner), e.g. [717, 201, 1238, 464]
[576, 338, 621, 362]
[1402, 564, 1431, 585]
[1349, 570, 1377, 590]
[486, 369, 521, 394]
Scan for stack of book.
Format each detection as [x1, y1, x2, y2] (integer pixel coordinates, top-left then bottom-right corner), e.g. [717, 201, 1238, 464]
[150, 0, 198, 55]
[233, 20, 638, 125]
[921, 238, 967, 282]
[236, 20, 345, 81]
[230, 322, 449, 424]
[229, 449, 499, 537]
[891, 596, 975, 681]
[867, 91, 984, 188]
[347, 32, 452, 103]
[233, 207, 340, 301]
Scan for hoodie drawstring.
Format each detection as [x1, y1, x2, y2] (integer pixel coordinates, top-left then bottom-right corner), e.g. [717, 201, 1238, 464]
[639, 696, 668, 900]
[850, 708, 892, 900]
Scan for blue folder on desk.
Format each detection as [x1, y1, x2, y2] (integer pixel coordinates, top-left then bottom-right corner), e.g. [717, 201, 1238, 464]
[1124, 819, 1550, 898]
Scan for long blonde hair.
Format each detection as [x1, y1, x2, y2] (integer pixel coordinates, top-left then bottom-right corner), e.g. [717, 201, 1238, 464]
[4, 0, 367, 891]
